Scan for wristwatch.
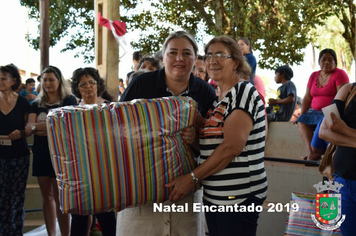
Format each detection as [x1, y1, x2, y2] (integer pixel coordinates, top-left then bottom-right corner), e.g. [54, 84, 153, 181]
[31, 124, 36, 131]
[191, 171, 199, 184]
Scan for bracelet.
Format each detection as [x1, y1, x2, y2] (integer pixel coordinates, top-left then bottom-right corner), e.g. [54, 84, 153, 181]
[191, 171, 199, 184]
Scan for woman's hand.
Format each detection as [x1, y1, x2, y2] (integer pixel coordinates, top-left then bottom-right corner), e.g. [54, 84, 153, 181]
[182, 126, 196, 145]
[165, 174, 195, 202]
[328, 112, 348, 134]
[25, 123, 33, 136]
[8, 129, 21, 141]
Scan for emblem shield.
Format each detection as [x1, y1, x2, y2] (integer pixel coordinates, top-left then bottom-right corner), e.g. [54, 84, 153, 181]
[315, 193, 342, 225]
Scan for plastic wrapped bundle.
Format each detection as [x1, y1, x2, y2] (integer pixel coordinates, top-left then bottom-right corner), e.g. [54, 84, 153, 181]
[47, 96, 197, 215]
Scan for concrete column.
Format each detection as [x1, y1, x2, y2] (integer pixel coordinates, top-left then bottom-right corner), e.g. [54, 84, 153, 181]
[95, 0, 120, 101]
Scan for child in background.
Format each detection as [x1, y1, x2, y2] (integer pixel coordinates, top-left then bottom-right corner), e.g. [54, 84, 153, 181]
[19, 78, 38, 104]
[267, 65, 297, 122]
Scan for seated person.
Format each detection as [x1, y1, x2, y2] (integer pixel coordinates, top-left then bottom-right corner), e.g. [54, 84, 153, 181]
[290, 96, 302, 122]
[19, 78, 38, 104]
[267, 65, 297, 122]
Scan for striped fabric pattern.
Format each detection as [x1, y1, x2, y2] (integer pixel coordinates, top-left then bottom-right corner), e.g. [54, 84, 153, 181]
[284, 192, 342, 236]
[199, 81, 267, 205]
[46, 96, 197, 215]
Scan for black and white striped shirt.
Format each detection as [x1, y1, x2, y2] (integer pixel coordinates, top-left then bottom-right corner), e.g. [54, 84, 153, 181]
[199, 81, 268, 205]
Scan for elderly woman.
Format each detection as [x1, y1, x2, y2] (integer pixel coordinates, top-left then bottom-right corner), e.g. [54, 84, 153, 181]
[296, 49, 349, 161]
[0, 65, 30, 235]
[70, 67, 116, 236]
[25, 66, 77, 236]
[117, 31, 216, 236]
[319, 82, 356, 235]
[167, 36, 267, 236]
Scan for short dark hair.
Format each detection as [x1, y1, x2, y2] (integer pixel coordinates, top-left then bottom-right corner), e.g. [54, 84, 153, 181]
[319, 48, 337, 66]
[137, 57, 161, 71]
[26, 78, 36, 84]
[275, 65, 294, 80]
[133, 51, 142, 61]
[71, 67, 106, 99]
[0, 64, 21, 91]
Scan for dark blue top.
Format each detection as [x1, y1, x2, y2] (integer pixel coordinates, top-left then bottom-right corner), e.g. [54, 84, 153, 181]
[0, 96, 30, 158]
[120, 68, 217, 117]
[245, 52, 256, 75]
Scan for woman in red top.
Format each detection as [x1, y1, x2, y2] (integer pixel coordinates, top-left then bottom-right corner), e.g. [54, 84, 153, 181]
[296, 49, 349, 160]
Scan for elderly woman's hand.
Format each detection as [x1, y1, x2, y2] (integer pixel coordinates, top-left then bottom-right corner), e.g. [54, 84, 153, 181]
[165, 174, 195, 202]
[8, 129, 21, 141]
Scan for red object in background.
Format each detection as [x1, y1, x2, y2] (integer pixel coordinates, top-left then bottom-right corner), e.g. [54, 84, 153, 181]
[97, 12, 126, 36]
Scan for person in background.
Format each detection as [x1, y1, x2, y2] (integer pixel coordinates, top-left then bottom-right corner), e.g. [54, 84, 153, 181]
[117, 30, 216, 236]
[25, 66, 77, 236]
[295, 49, 349, 161]
[36, 75, 41, 94]
[290, 96, 302, 122]
[237, 37, 256, 85]
[166, 35, 267, 236]
[154, 50, 164, 67]
[126, 51, 142, 85]
[267, 65, 297, 122]
[70, 67, 117, 236]
[126, 70, 146, 85]
[118, 78, 125, 99]
[0, 64, 30, 235]
[19, 78, 38, 104]
[253, 75, 266, 99]
[319, 82, 356, 235]
[137, 57, 161, 72]
[193, 55, 218, 93]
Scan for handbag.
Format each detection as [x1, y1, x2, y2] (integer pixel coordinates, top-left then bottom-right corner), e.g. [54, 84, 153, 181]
[319, 83, 356, 180]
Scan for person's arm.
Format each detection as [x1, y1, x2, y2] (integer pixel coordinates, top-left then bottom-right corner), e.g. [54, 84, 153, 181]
[319, 83, 356, 147]
[300, 87, 312, 115]
[166, 109, 253, 202]
[268, 94, 294, 105]
[25, 113, 47, 136]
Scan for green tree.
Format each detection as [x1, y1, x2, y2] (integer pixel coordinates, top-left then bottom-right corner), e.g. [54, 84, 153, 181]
[312, 15, 353, 74]
[21, 0, 354, 70]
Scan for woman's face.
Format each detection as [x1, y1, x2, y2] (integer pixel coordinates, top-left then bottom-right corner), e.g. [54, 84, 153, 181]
[163, 37, 197, 82]
[319, 52, 336, 73]
[42, 72, 60, 94]
[139, 60, 157, 72]
[0, 71, 15, 92]
[78, 75, 98, 100]
[237, 40, 250, 55]
[205, 42, 238, 83]
[193, 59, 207, 81]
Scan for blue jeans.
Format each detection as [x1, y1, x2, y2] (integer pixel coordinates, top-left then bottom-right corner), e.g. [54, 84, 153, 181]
[335, 175, 356, 236]
[204, 196, 264, 236]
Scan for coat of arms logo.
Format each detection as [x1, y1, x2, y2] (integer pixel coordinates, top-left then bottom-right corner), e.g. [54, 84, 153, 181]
[311, 180, 346, 230]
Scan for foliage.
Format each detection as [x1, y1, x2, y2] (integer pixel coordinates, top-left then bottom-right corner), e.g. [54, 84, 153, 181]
[20, 0, 354, 70]
[312, 15, 353, 74]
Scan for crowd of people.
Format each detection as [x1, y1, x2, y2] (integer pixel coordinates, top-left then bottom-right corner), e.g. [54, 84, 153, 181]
[0, 30, 355, 236]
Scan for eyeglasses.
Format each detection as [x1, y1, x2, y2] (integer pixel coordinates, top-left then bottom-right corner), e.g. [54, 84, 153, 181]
[205, 53, 232, 61]
[79, 80, 97, 88]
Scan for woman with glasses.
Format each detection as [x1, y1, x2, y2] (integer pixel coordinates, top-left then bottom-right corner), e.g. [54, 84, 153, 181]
[25, 66, 77, 236]
[117, 31, 216, 236]
[167, 36, 267, 236]
[70, 67, 116, 236]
